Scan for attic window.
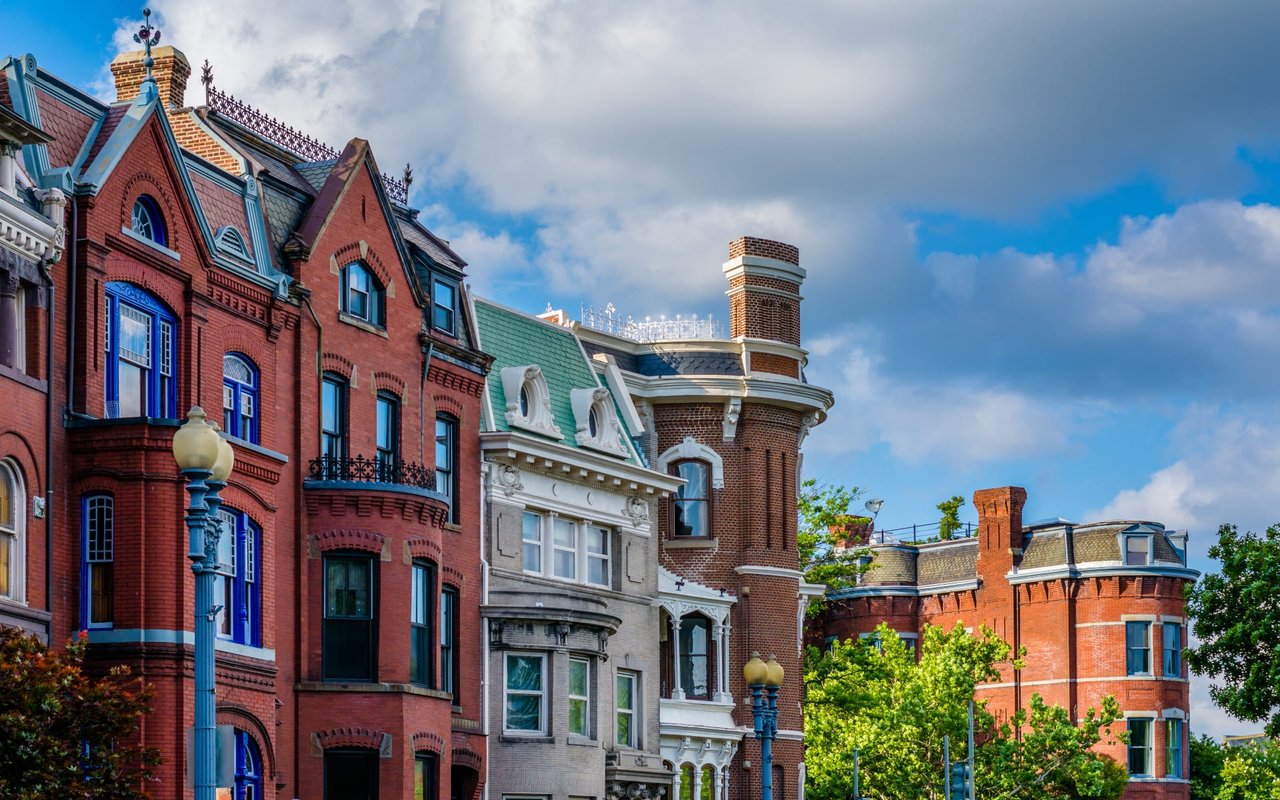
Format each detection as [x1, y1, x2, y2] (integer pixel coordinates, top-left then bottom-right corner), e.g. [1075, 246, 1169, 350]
[340, 262, 386, 328]
[501, 365, 561, 439]
[570, 387, 627, 456]
[131, 196, 166, 246]
[214, 226, 252, 262]
[1124, 534, 1152, 566]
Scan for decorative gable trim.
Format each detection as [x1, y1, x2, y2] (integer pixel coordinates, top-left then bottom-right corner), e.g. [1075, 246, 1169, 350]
[214, 225, 252, 262]
[569, 387, 628, 457]
[500, 365, 561, 439]
[657, 436, 724, 489]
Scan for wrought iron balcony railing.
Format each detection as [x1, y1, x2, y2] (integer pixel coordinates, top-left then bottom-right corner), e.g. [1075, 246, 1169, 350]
[307, 454, 436, 491]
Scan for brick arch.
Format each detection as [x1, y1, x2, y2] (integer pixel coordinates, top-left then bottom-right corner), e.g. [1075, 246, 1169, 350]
[69, 475, 123, 499]
[331, 240, 392, 290]
[442, 565, 465, 586]
[431, 393, 465, 420]
[406, 536, 442, 561]
[313, 726, 388, 752]
[118, 170, 182, 253]
[219, 481, 277, 517]
[0, 431, 42, 497]
[321, 352, 355, 383]
[218, 326, 272, 372]
[217, 705, 277, 780]
[452, 747, 482, 771]
[371, 370, 407, 398]
[313, 529, 385, 554]
[412, 731, 446, 755]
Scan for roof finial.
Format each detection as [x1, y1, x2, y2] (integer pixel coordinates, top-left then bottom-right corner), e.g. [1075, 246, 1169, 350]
[402, 163, 414, 192]
[133, 8, 162, 103]
[201, 59, 213, 105]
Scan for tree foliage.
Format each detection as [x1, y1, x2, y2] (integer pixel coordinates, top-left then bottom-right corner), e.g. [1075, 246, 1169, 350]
[1186, 523, 1280, 736]
[1216, 739, 1280, 800]
[0, 628, 159, 799]
[804, 623, 1126, 800]
[1191, 734, 1227, 800]
[937, 495, 966, 541]
[797, 478, 872, 595]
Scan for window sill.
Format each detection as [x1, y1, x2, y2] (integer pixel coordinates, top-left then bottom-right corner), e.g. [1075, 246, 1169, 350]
[567, 736, 598, 747]
[444, 521, 463, 533]
[0, 363, 46, 392]
[338, 311, 389, 338]
[499, 734, 553, 744]
[226, 435, 289, 464]
[663, 537, 718, 550]
[298, 681, 455, 700]
[120, 225, 181, 261]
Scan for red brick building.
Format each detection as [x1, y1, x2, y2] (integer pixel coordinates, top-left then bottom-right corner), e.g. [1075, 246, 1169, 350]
[816, 486, 1198, 800]
[1, 38, 488, 800]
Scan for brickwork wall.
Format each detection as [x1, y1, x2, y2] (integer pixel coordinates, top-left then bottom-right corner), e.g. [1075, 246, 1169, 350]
[749, 352, 799, 379]
[728, 237, 799, 266]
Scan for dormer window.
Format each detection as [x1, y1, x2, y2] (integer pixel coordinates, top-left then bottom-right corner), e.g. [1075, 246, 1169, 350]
[1124, 534, 1152, 566]
[501, 365, 562, 439]
[570, 387, 627, 456]
[340, 262, 385, 327]
[130, 196, 166, 246]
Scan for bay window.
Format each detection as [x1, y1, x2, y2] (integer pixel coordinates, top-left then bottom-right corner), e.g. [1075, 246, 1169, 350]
[324, 553, 375, 681]
[520, 510, 612, 589]
[104, 282, 177, 419]
[215, 508, 261, 646]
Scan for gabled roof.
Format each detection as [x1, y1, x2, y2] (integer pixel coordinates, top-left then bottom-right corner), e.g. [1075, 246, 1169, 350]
[473, 297, 642, 465]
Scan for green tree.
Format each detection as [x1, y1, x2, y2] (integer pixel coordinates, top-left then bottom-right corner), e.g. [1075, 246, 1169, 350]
[1191, 734, 1227, 800]
[1186, 523, 1280, 736]
[1216, 739, 1280, 800]
[938, 495, 966, 541]
[0, 628, 160, 799]
[804, 623, 1126, 800]
[797, 479, 872, 597]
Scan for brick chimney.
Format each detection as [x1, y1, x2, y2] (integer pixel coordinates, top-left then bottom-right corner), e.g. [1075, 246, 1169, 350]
[723, 236, 805, 346]
[110, 45, 191, 109]
[973, 486, 1026, 638]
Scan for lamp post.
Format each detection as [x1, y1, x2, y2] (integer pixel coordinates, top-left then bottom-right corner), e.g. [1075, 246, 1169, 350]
[172, 407, 234, 800]
[743, 652, 784, 800]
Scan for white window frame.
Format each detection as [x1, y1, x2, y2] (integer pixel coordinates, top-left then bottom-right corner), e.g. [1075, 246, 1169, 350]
[521, 510, 612, 589]
[504, 652, 547, 735]
[616, 670, 638, 748]
[1123, 533, 1154, 566]
[568, 656, 591, 738]
[0, 461, 25, 603]
[1127, 717, 1154, 777]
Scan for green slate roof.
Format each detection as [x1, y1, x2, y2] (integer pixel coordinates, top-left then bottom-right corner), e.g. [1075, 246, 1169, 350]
[473, 298, 639, 464]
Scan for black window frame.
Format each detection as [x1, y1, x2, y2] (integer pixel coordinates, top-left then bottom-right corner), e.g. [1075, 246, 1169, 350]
[670, 459, 712, 538]
[324, 748, 379, 800]
[322, 552, 377, 682]
[435, 413, 458, 522]
[321, 373, 348, 469]
[410, 558, 435, 688]
[431, 275, 458, 335]
[376, 391, 401, 480]
[441, 584, 460, 701]
[415, 752, 439, 800]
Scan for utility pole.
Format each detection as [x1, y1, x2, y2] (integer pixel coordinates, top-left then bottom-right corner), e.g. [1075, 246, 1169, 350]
[968, 700, 976, 800]
[852, 748, 860, 800]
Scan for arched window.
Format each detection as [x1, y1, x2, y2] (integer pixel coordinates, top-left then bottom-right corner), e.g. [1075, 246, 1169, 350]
[104, 282, 177, 419]
[671, 460, 711, 538]
[223, 354, 259, 443]
[0, 461, 24, 602]
[130, 195, 166, 247]
[340, 262, 385, 327]
[215, 508, 261, 647]
[234, 730, 263, 800]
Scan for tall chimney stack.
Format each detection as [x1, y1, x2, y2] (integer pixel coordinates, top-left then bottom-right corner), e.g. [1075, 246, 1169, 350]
[722, 236, 805, 345]
[110, 45, 190, 110]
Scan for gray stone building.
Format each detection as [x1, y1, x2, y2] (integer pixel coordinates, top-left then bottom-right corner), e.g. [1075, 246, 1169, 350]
[474, 297, 682, 800]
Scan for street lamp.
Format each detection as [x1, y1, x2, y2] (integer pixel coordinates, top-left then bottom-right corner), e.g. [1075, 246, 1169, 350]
[743, 652, 784, 800]
[173, 407, 234, 800]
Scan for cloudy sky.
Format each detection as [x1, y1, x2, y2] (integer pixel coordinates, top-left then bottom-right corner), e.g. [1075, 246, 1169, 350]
[13, 0, 1280, 737]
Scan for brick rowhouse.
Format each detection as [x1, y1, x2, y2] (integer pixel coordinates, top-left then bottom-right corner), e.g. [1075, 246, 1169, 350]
[574, 236, 835, 800]
[2, 36, 489, 800]
[816, 486, 1199, 800]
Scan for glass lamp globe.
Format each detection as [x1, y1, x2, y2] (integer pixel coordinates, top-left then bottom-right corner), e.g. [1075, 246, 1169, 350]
[172, 407, 220, 471]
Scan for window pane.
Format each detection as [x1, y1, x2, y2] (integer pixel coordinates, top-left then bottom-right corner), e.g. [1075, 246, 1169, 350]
[679, 617, 710, 697]
[675, 461, 708, 501]
[522, 512, 542, 573]
[1126, 622, 1150, 674]
[617, 712, 632, 747]
[117, 361, 144, 418]
[1166, 719, 1183, 778]
[1164, 623, 1181, 675]
[569, 659, 587, 695]
[617, 674, 633, 709]
[506, 655, 542, 691]
[1128, 719, 1151, 775]
[586, 527, 608, 555]
[0, 533, 10, 596]
[672, 499, 708, 537]
[553, 518, 576, 579]
[327, 559, 371, 618]
[1125, 536, 1150, 565]
[505, 694, 542, 731]
[118, 306, 151, 366]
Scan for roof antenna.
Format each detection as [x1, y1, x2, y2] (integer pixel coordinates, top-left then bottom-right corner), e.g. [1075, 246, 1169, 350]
[201, 59, 213, 105]
[133, 8, 162, 104]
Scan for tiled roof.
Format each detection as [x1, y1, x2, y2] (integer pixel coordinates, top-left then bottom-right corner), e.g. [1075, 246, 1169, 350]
[579, 341, 640, 373]
[293, 160, 335, 193]
[34, 88, 96, 169]
[396, 213, 466, 271]
[261, 182, 309, 261]
[1072, 528, 1120, 563]
[636, 350, 743, 377]
[861, 547, 917, 586]
[189, 170, 255, 260]
[80, 105, 128, 176]
[916, 542, 978, 585]
[474, 298, 636, 464]
[1019, 530, 1068, 570]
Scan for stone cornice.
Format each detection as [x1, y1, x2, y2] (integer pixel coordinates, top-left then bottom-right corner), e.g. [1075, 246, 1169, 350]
[481, 430, 682, 495]
[0, 191, 62, 264]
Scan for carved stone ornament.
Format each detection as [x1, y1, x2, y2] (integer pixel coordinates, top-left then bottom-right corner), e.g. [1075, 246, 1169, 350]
[722, 397, 742, 441]
[607, 783, 667, 800]
[625, 496, 651, 527]
[496, 464, 523, 496]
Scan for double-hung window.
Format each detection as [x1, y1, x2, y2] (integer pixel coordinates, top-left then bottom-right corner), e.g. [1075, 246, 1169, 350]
[568, 657, 591, 738]
[321, 374, 347, 471]
[431, 277, 456, 335]
[415, 752, 439, 800]
[552, 517, 577, 580]
[616, 671, 638, 748]
[522, 512, 543, 573]
[376, 393, 400, 481]
[1124, 534, 1152, 565]
[586, 526, 610, 586]
[435, 414, 457, 520]
[679, 615, 712, 700]
[340, 263, 385, 327]
[81, 493, 113, 627]
[105, 282, 177, 419]
[522, 511, 612, 588]
[441, 585, 459, 700]
[410, 559, 435, 687]
[1127, 718, 1153, 776]
[0, 462, 24, 603]
[323, 554, 375, 681]
[223, 354, 259, 443]
[1126, 622, 1151, 675]
[215, 508, 261, 646]
[670, 460, 710, 537]
[1163, 622, 1182, 677]
[504, 653, 546, 734]
[1166, 718, 1184, 778]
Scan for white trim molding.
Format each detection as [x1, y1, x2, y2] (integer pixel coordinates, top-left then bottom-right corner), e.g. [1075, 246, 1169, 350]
[569, 387, 628, 457]
[658, 437, 724, 489]
[501, 365, 562, 439]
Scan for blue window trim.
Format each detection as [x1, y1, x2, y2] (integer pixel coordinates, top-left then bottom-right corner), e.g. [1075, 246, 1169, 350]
[339, 262, 386, 328]
[234, 729, 263, 800]
[216, 508, 262, 647]
[131, 195, 167, 247]
[223, 353, 260, 444]
[104, 282, 178, 420]
[80, 493, 114, 630]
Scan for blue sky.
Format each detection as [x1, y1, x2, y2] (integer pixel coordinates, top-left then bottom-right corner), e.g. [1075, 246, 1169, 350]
[13, 1, 1280, 737]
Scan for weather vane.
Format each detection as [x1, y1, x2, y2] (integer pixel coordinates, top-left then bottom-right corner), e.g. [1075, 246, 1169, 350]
[133, 8, 162, 83]
[201, 59, 213, 105]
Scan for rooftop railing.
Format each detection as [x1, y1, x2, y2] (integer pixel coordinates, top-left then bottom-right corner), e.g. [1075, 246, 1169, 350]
[579, 304, 725, 341]
[869, 521, 978, 545]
